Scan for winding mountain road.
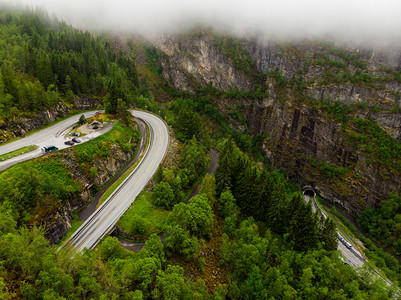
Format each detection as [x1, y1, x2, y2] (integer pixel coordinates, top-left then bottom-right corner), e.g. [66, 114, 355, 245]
[0, 111, 112, 171]
[62, 110, 169, 253]
[0, 109, 170, 253]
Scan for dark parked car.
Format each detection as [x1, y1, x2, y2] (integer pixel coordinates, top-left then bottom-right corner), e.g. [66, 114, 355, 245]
[42, 146, 58, 153]
[72, 138, 81, 143]
[64, 140, 74, 145]
[71, 132, 80, 136]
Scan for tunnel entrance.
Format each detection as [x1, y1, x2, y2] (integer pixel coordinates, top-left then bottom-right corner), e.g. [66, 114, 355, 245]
[303, 186, 316, 197]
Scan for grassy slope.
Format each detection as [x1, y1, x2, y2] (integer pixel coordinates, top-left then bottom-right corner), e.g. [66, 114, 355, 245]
[118, 192, 170, 239]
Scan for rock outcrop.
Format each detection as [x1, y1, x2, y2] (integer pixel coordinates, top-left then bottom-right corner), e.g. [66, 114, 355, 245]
[218, 96, 401, 215]
[43, 144, 135, 245]
[154, 31, 255, 92]
[147, 31, 401, 215]
[43, 142, 137, 245]
[0, 96, 100, 144]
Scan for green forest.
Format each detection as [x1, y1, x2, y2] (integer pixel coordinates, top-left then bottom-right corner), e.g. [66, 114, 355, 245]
[0, 9, 139, 124]
[0, 7, 400, 299]
[0, 136, 394, 298]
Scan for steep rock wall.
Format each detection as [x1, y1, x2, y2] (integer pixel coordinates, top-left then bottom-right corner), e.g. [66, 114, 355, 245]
[43, 142, 137, 245]
[154, 32, 254, 92]
[0, 96, 100, 143]
[151, 32, 401, 214]
[219, 97, 400, 215]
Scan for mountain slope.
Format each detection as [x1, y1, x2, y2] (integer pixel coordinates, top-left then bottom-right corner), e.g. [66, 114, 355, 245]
[145, 30, 401, 216]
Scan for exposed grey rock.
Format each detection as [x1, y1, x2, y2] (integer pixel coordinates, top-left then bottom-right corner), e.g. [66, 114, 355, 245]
[150, 32, 401, 215]
[0, 96, 100, 144]
[44, 145, 135, 245]
[154, 32, 254, 92]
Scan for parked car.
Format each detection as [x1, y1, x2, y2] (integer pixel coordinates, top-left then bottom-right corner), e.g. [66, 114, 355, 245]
[72, 138, 81, 143]
[95, 112, 102, 116]
[42, 145, 58, 153]
[64, 140, 74, 145]
[71, 132, 80, 136]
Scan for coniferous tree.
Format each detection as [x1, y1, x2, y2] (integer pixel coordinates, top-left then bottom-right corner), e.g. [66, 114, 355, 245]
[267, 179, 286, 234]
[232, 155, 252, 212]
[155, 166, 164, 184]
[253, 169, 273, 222]
[105, 79, 119, 113]
[288, 194, 319, 251]
[286, 193, 305, 233]
[215, 140, 236, 194]
[320, 217, 338, 251]
[175, 107, 203, 142]
[117, 98, 129, 124]
[78, 114, 86, 125]
[233, 156, 259, 216]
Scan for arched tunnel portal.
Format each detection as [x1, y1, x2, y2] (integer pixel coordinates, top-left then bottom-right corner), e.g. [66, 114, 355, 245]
[303, 186, 316, 198]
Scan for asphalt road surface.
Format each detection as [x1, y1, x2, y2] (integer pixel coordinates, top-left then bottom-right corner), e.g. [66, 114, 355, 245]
[305, 194, 395, 287]
[78, 117, 148, 222]
[303, 193, 365, 268]
[0, 111, 111, 171]
[62, 110, 169, 254]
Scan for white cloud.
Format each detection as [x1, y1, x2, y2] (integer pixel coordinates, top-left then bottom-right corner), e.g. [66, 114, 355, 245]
[2, 0, 401, 42]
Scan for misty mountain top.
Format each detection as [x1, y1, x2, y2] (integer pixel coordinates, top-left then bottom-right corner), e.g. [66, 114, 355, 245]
[1, 0, 401, 45]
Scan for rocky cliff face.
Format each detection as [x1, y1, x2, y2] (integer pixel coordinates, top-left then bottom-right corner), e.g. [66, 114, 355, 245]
[216, 96, 400, 215]
[43, 141, 136, 245]
[154, 31, 255, 92]
[0, 96, 100, 143]
[148, 31, 401, 215]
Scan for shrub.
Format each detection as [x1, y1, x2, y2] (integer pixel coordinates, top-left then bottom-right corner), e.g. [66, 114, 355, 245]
[127, 215, 150, 236]
[152, 182, 175, 210]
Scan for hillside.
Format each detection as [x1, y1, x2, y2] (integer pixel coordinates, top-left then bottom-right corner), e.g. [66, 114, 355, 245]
[0, 9, 139, 142]
[0, 9, 401, 299]
[142, 30, 401, 217]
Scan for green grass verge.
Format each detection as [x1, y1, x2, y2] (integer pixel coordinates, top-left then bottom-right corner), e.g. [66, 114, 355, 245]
[315, 197, 355, 244]
[118, 191, 170, 238]
[97, 157, 142, 207]
[56, 214, 83, 246]
[0, 145, 37, 161]
[96, 122, 148, 207]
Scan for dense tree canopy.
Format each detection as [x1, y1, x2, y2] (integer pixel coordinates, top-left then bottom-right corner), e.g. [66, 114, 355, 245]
[0, 8, 395, 299]
[0, 9, 139, 123]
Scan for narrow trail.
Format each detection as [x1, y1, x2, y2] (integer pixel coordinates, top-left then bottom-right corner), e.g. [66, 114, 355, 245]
[185, 149, 220, 204]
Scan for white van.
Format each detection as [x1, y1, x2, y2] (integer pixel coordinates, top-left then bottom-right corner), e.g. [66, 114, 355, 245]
[344, 241, 352, 249]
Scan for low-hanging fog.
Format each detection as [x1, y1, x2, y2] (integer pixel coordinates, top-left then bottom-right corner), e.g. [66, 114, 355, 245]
[1, 0, 401, 45]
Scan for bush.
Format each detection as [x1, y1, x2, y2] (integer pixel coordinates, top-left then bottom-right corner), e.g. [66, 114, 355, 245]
[127, 215, 150, 236]
[152, 182, 175, 210]
[89, 167, 98, 178]
[163, 226, 198, 260]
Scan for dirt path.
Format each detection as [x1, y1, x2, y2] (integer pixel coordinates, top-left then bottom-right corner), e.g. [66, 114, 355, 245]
[185, 149, 220, 203]
[117, 149, 220, 251]
[78, 118, 147, 221]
